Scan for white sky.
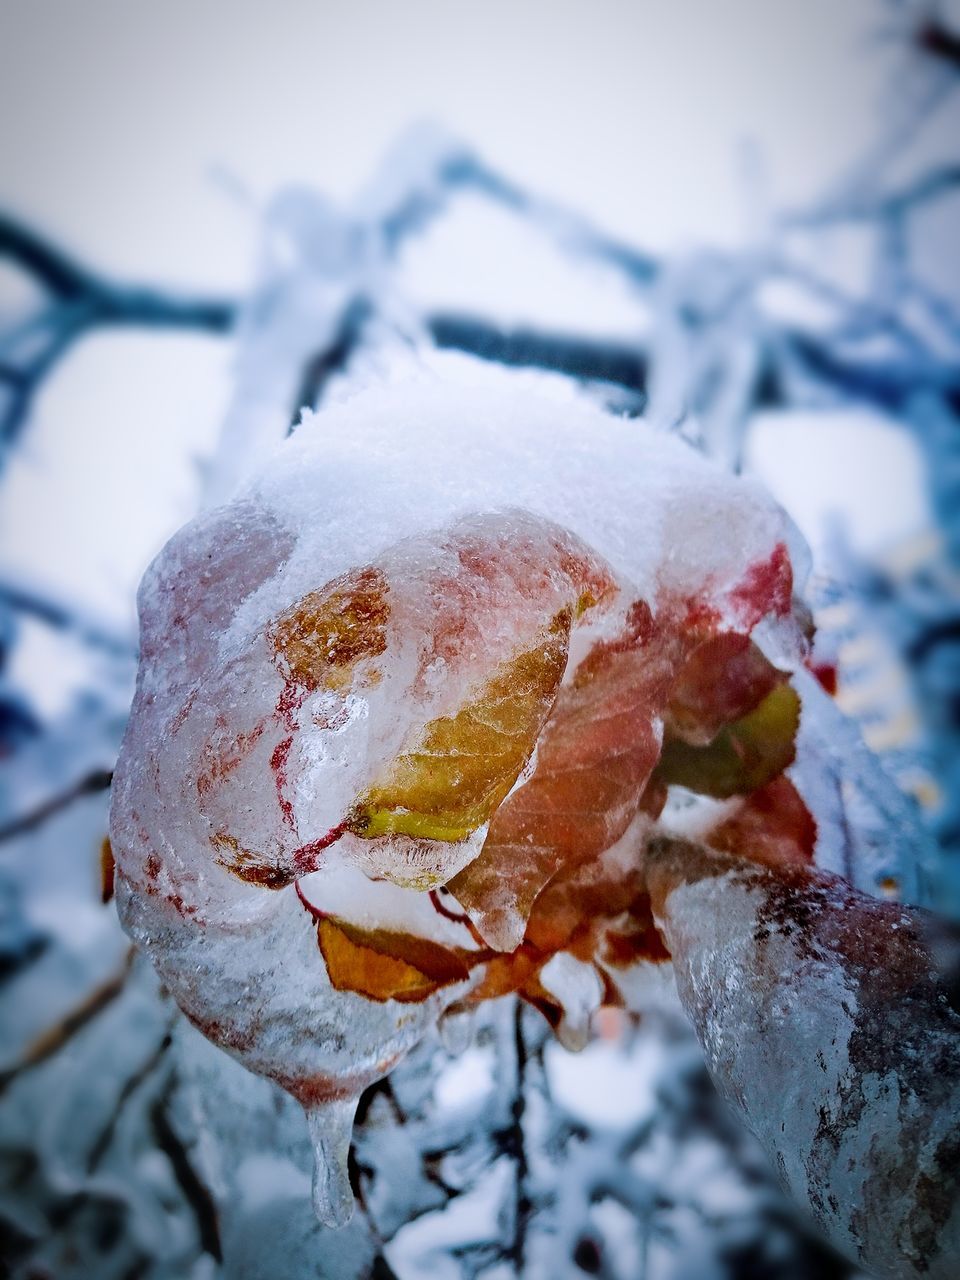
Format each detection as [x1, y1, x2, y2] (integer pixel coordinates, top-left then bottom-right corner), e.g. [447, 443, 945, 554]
[0, 0, 909, 283]
[0, 0, 943, 638]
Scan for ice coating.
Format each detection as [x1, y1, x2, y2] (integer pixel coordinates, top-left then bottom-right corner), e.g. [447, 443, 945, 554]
[110, 358, 812, 1227]
[648, 837, 960, 1279]
[248, 358, 804, 623]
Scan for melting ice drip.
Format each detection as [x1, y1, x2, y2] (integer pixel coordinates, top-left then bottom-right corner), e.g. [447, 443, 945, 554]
[306, 1099, 357, 1229]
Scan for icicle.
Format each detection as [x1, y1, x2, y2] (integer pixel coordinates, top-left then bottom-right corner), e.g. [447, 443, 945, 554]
[538, 953, 603, 1052]
[304, 1096, 358, 1228]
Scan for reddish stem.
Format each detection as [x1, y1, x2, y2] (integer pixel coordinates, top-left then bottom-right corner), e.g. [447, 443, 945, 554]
[295, 877, 328, 921]
[429, 889, 489, 948]
[291, 822, 348, 877]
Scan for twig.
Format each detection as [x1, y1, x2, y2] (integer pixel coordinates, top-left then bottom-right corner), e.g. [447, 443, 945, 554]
[0, 208, 235, 458]
[784, 164, 960, 227]
[376, 139, 659, 287]
[429, 310, 960, 416]
[0, 211, 235, 328]
[783, 328, 960, 416]
[429, 314, 648, 396]
[0, 767, 113, 845]
[0, 949, 133, 1095]
[0, 579, 135, 657]
[505, 1001, 531, 1270]
[150, 1083, 223, 1262]
[87, 1031, 174, 1172]
[288, 297, 372, 428]
[441, 151, 659, 286]
[917, 19, 960, 72]
[0, 211, 97, 298]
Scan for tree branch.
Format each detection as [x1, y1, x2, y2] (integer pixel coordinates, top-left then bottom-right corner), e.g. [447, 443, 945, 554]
[427, 310, 960, 417]
[0, 950, 133, 1096]
[0, 210, 97, 299]
[0, 579, 136, 658]
[429, 314, 648, 396]
[785, 165, 960, 227]
[0, 767, 113, 845]
[150, 1083, 223, 1262]
[0, 208, 235, 458]
[917, 19, 960, 72]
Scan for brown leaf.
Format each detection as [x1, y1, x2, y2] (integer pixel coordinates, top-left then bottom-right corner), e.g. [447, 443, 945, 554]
[270, 566, 389, 692]
[449, 602, 682, 951]
[100, 836, 115, 905]
[316, 916, 477, 1003]
[707, 775, 817, 870]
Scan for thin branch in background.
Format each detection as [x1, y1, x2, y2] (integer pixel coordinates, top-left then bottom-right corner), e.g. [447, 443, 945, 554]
[0, 209, 235, 460]
[288, 297, 373, 429]
[0, 767, 113, 845]
[783, 328, 960, 416]
[504, 1001, 531, 1271]
[429, 314, 648, 399]
[0, 213, 236, 331]
[429, 310, 960, 417]
[908, 276, 960, 348]
[87, 1031, 174, 1173]
[917, 18, 960, 72]
[0, 949, 133, 1096]
[374, 135, 659, 286]
[0, 580, 136, 658]
[0, 211, 98, 298]
[439, 150, 660, 286]
[150, 1082, 223, 1262]
[784, 164, 960, 227]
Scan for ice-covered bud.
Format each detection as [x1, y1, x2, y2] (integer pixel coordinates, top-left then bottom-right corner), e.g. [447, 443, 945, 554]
[110, 357, 812, 1225]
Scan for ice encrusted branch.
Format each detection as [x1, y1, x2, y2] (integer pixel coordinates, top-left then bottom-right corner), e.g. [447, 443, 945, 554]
[0, 210, 234, 459]
[3, 98, 958, 483]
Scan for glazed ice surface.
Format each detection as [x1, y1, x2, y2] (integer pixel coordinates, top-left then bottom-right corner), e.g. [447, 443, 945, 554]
[111, 360, 812, 1227]
[649, 838, 960, 1279]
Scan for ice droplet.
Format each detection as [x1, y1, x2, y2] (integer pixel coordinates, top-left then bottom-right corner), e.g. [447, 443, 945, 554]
[539, 952, 603, 1052]
[438, 1004, 475, 1054]
[305, 1097, 358, 1228]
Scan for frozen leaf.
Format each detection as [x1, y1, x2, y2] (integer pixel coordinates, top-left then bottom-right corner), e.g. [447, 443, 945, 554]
[316, 916, 476, 1003]
[345, 609, 572, 845]
[663, 632, 782, 746]
[707, 776, 817, 871]
[271, 566, 390, 692]
[448, 601, 679, 951]
[655, 681, 800, 799]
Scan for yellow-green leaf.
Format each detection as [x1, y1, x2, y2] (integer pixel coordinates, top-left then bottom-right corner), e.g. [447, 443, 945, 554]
[346, 612, 572, 843]
[654, 680, 801, 799]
